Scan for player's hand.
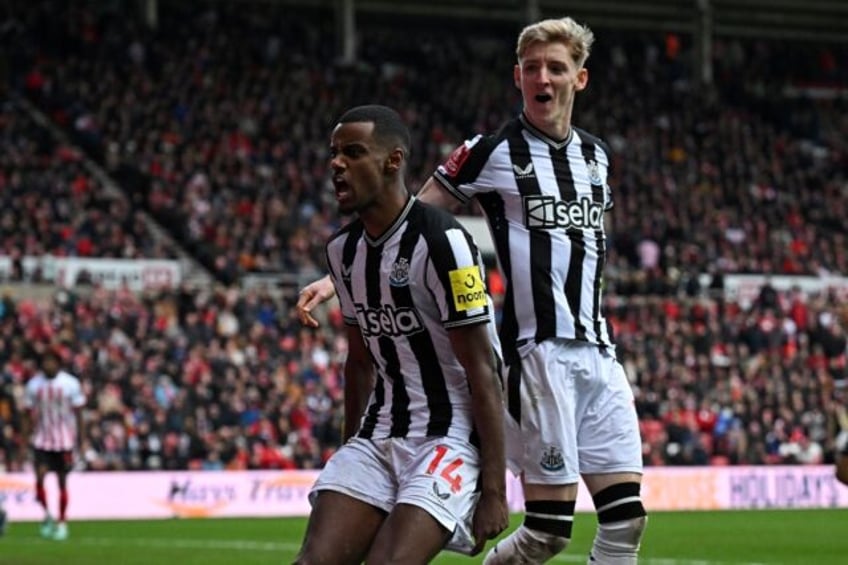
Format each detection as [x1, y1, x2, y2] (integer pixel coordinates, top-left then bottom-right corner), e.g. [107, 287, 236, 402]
[295, 276, 336, 328]
[470, 490, 509, 555]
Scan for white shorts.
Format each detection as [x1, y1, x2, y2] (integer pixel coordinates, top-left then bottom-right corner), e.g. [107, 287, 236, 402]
[504, 339, 642, 485]
[310, 436, 481, 554]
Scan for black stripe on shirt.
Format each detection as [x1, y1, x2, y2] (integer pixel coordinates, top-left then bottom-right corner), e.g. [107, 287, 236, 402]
[551, 143, 587, 342]
[395, 210, 452, 436]
[507, 127, 557, 342]
[368, 241, 411, 438]
[577, 138, 608, 344]
[477, 191, 518, 365]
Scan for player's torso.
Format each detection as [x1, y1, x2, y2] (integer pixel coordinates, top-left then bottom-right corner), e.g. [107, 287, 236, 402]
[481, 125, 612, 270]
[459, 120, 616, 352]
[29, 373, 79, 413]
[27, 372, 80, 449]
[330, 201, 482, 438]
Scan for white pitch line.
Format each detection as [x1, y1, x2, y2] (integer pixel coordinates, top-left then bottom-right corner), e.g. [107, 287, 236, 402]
[549, 556, 774, 565]
[80, 536, 300, 552]
[17, 536, 776, 565]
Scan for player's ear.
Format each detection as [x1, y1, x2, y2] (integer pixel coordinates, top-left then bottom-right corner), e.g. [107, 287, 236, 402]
[575, 67, 589, 91]
[385, 148, 404, 173]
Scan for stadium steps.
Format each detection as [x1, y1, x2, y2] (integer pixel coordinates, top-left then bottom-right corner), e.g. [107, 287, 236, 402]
[15, 95, 215, 289]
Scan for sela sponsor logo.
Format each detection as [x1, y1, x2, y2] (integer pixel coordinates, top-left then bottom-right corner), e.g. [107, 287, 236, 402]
[355, 304, 424, 337]
[388, 258, 410, 287]
[540, 445, 565, 471]
[449, 266, 487, 312]
[523, 195, 604, 230]
[512, 162, 535, 179]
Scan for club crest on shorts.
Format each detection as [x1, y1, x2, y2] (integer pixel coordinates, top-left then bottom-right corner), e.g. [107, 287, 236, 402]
[540, 445, 565, 471]
[389, 258, 410, 287]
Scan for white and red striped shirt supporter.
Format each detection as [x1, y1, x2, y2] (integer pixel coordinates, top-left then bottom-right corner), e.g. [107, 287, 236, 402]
[24, 370, 85, 451]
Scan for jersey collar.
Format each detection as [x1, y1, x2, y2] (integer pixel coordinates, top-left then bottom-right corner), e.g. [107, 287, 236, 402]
[519, 113, 574, 150]
[365, 195, 415, 247]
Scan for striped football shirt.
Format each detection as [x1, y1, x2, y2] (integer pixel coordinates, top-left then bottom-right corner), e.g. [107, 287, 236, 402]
[326, 196, 499, 441]
[434, 113, 615, 364]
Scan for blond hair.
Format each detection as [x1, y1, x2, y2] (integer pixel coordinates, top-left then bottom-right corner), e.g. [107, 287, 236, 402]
[516, 17, 595, 68]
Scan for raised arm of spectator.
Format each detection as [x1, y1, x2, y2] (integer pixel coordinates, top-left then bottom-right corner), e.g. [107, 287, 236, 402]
[342, 324, 375, 442]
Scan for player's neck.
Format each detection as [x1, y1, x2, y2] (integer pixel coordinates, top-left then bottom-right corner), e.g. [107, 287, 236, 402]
[523, 112, 573, 142]
[360, 188, 411, 240]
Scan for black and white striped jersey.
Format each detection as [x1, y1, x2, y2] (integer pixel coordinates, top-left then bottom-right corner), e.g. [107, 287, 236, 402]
[326, 196, 499, 441]
[434, 114, 615, 364]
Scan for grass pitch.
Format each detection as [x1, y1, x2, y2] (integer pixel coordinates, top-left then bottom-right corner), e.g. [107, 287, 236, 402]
[1, 509, 846, 564]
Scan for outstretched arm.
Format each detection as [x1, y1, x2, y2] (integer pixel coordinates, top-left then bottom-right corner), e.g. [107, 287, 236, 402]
[342, 324, 375, 442]
[295, 276, 337, 328]
[417, 177, 464, 213]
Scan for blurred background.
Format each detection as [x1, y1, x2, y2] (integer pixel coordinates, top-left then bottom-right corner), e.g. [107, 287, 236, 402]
[0, 0, 846, 483]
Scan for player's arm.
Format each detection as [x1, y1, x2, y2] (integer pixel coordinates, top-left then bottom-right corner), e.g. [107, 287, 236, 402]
[74, 406, 84, 454]
[342, 324, 375, 442]
[21, 408, 33, 448]
[296, 277, 336, 328]
[21, 384, 34, 449]
[418, 176, 464, 213]
[449, 323, 508, 554]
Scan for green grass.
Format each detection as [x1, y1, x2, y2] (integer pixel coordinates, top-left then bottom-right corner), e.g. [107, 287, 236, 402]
[1, 509, 846, 564]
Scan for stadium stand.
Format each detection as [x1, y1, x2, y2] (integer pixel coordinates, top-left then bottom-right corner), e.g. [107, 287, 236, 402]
[0, 0, 845, 472]
[0, 99, 178, 268]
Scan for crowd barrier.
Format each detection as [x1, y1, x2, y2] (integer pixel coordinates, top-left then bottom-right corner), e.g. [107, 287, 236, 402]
[1, 466, 845, 521]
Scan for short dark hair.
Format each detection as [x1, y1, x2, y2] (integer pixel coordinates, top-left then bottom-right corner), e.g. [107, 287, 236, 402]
[338, 105, 411, 157]
[39, 347, 61, 365]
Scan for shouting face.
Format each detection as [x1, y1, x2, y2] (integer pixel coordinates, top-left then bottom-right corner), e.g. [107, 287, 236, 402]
[328, 121, 390, 216]
[515, 40, 588, 139]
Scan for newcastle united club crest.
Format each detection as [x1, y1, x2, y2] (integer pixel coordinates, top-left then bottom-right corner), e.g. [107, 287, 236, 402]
[389, 258, 410, 287]
[540, 445, 565, 471]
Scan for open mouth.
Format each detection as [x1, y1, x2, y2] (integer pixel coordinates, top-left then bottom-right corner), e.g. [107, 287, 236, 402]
[534, 93, 553, 103]
[333, 177, 351, 199]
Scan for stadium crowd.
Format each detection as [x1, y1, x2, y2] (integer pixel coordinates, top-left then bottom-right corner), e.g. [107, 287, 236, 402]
[9, 1, 846, 284]
[0, 282, 845, 473]
[0, 0, 846, 472]
[0, 99, 178, 268]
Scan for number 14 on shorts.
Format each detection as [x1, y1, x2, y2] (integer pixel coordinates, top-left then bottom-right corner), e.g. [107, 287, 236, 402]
[426, 444, 464, 493]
